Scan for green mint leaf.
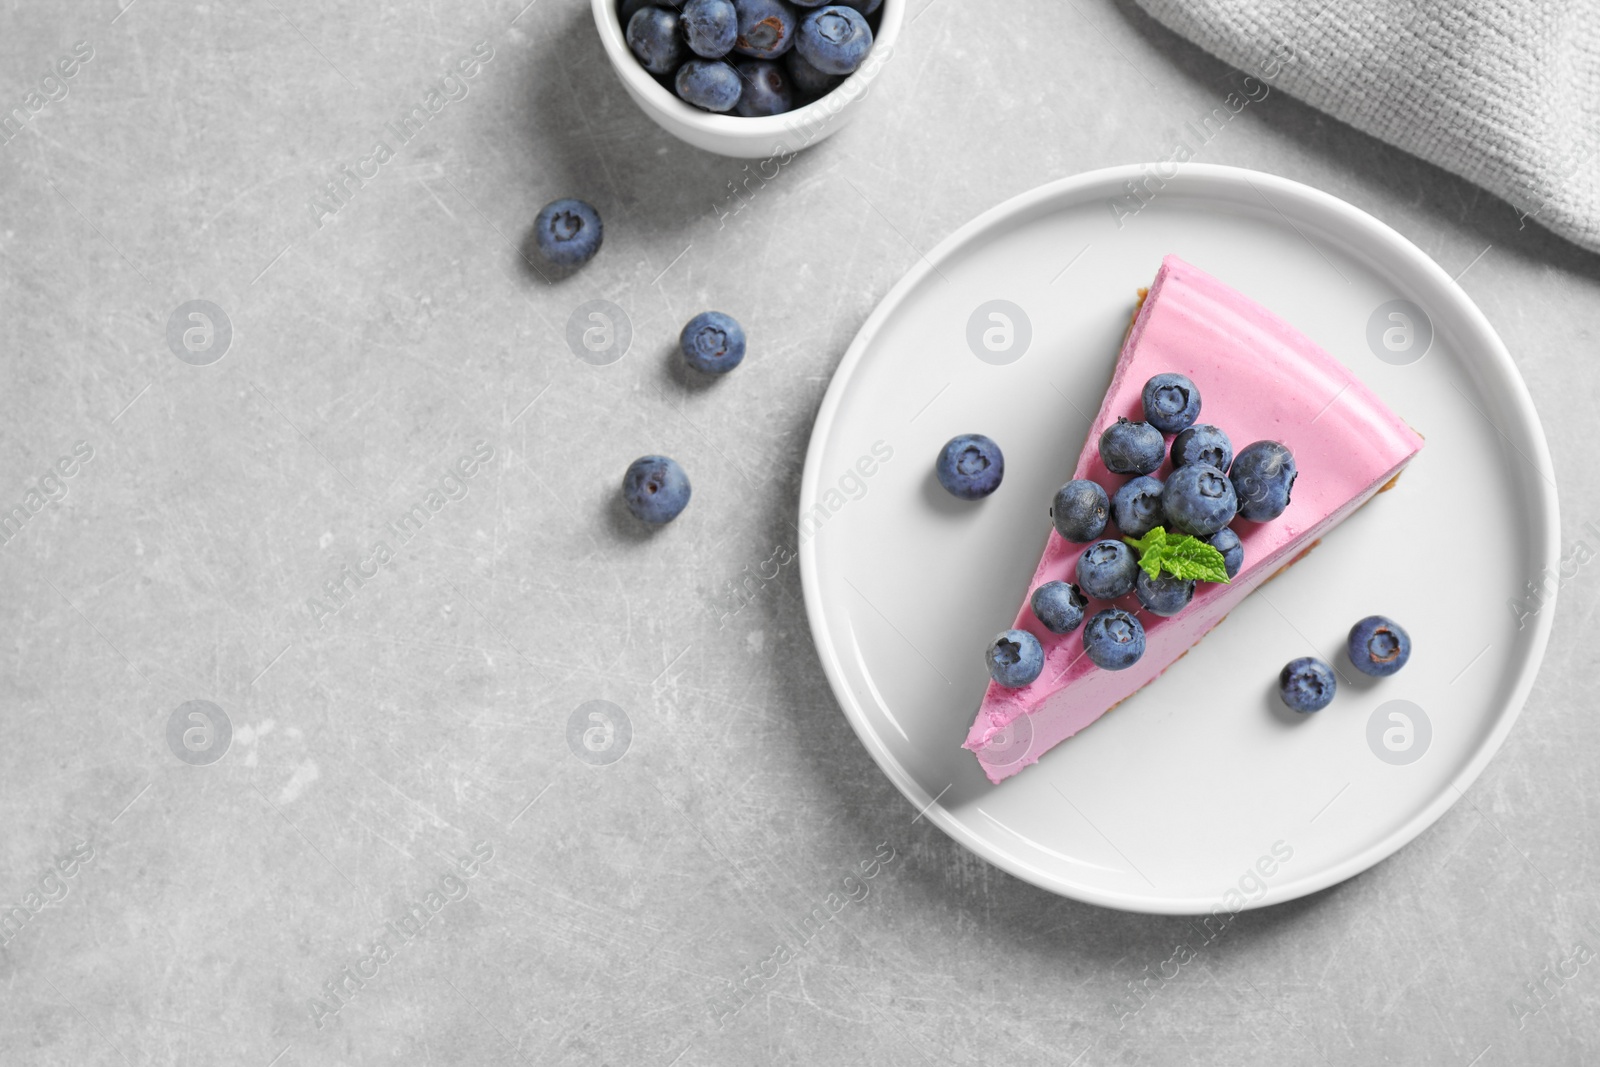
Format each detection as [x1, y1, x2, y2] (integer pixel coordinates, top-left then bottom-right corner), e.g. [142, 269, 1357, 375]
[1158, 535, 1231, 583]
[1123, 525, 1231, 584]
[1121, 526, 1169, 580]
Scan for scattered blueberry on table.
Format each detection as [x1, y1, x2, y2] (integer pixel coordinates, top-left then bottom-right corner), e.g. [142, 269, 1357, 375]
[680, 311, 747, 373]
[622, 455, 692, 524]
[1075, 540, 1140, 600]
[935, 434, 1004, 500]
[533, 198, 603, 268]
[1099, 417, 1165, 476]
[1140, 372, 1200, 434]
[1278, 656, 1337, 713]
[1051, 479, 1109, 542]
[1347, 615, 1411, 676]
[987, 629, 1044, 688]
[1082, 609, 1146, 670]
[1231, 440, 1298, 521]
[619, 0, 877, 114]
[1162, 463, 1238, 537]
[1031, 580, 1087, 635]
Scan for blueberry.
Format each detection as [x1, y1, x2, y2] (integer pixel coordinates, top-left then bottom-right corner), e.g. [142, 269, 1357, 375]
[1075, 540, 1139, 600]
[785, 48, 843, 95]
[620, 0, 680, 25]
[1135, 570, 1194, 617]
[622, 455, 691, 524]
[1141, 373, 1201, 434]
[987, 629, 1043, 688]
[795, 5, 872, 74]
[935, 434, 1004, 500]
[626, 6, 686, 74]
[680, 311, 746, 373]
[731, 0, 798, 58]
[533, 198, 603, 268]
[682, 0, 739, 56]
[731, 58, 793, 115]
[1162, 463, 1237, 537]
[1347, 615, 1411, 677]
[1051, 479, 1109, 542]
[675, 59, 743, 111]
[1171, 424, 1233, 472]
[1111, 475, 1164, 538]
[1082, 609, 1146, 670]
[1230, 441, 1297, 522]
[1206, 528, 1243, 579]
[1278, 657, 1336, 713]
[833, 0, 881, 11]
[1031, 581, 1087, 635]
[1099, 418, 1165, 476]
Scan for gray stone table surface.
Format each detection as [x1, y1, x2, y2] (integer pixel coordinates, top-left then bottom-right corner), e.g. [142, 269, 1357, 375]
[2, 0, 1597, 1064]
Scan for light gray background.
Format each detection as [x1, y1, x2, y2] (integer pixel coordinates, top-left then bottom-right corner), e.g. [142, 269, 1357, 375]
[2, 1, 1596, 1064]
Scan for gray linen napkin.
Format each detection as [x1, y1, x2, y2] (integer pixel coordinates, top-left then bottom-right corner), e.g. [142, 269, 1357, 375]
[1131, 0, 1600, 253]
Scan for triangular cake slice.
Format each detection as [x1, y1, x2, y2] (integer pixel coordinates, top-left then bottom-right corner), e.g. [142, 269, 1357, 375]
[965, 255, 1424, 784]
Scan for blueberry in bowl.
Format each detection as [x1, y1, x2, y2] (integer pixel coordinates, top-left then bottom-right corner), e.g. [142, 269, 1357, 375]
[731, 59, 794, 116]
[675, 59, 743, 111]
[626, 6, 687, 74]
[682, 0, 739, 56]
[785, 48, 843, 95]
[795, 5, 873, 74]
[596, 0, 898, 156]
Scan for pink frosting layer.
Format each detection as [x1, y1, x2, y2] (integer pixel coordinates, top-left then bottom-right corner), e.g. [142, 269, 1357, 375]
[965, 255, 1424, 784]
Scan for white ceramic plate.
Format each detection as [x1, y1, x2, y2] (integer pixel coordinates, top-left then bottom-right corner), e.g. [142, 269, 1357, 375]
[799, 164, 1558, 914]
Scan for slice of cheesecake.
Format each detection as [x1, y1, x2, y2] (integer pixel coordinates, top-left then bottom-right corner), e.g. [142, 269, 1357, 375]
[964, 255, 1424, 784]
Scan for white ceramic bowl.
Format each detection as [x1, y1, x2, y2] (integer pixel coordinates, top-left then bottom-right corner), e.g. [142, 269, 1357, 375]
[591, 0, 903, 159]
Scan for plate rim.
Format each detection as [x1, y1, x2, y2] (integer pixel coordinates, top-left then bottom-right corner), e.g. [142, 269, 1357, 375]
[797, 162, 1560, 914]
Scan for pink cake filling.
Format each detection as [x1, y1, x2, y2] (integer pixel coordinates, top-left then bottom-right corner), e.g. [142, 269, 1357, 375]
[965, 255, 1424, 784]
